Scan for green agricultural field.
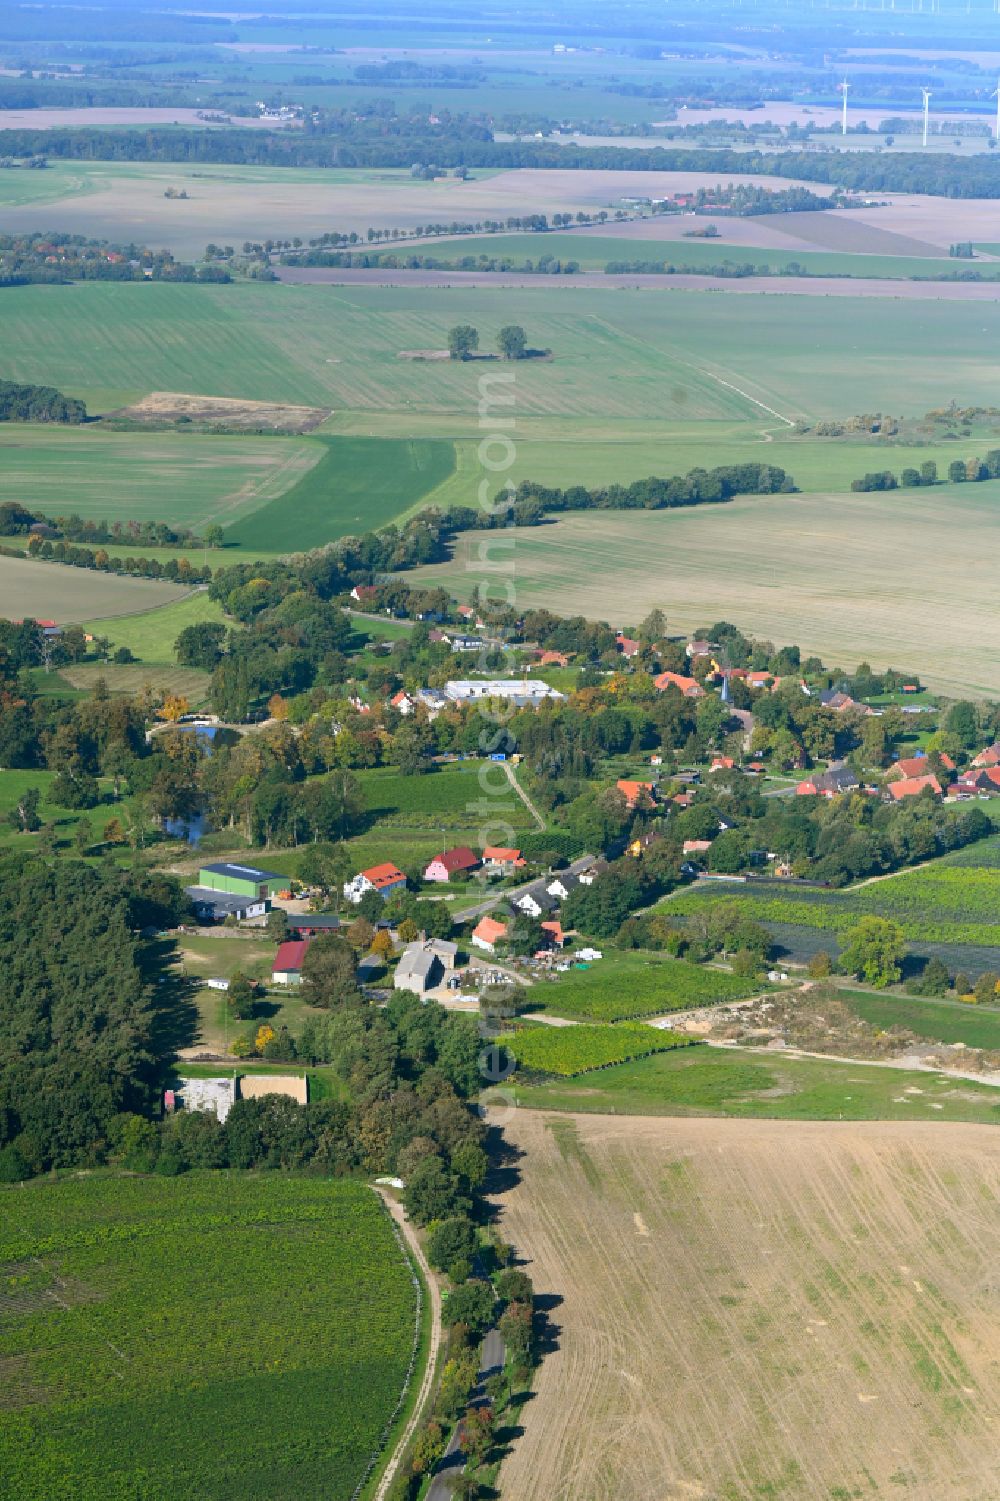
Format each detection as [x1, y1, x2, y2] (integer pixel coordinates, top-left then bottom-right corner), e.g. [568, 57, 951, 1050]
[411, 481, 1000, 696]
[510, 1022, 692, 1075]
[531, 951, 762, 1022]
[501, 1044, 1000, 1124]
[7, 280, 1000, 426]
[437, 231, 976, 281]
[226, 435, 456, 550]
[664, 860, 1000, 952]
[82, 591, 228, 664]
[841, 989, 1000, 1051]
[0, 426, 321, 530]
[0, 1174, 419, 1501]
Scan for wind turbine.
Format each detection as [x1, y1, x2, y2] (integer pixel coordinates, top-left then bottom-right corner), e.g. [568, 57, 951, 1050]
[921, 87, 932, 147]
[993, 79, 1000, 142]
[839, 77, 851, 135]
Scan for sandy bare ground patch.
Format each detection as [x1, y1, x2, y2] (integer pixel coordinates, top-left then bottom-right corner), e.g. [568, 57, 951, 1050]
[109, 391, 330, 433]
[493, 1109, 1000, 1501]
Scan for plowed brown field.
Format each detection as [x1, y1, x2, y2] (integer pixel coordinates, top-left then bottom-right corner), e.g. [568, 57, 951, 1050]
[493, 1110, 1000, 1501]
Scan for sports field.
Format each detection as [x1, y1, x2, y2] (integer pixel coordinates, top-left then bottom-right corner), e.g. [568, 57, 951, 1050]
[0, 1173, 419, 1501]
[7, 280, 1000, 425]
[412, 481, 1000, 696]
[493, 1110, 1000, 1501]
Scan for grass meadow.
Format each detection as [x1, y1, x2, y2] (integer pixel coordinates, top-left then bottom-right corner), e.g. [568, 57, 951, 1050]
[502, 1044, 1000, 1124]
[0, 1174, 418, 1501]
[82, 591, 228, 665]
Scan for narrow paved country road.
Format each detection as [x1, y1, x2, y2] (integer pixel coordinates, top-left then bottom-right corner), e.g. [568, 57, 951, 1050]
[454, 853, 596, 924]
[372, 1189, 442, 1501]
[426, 1327, 506, 1501]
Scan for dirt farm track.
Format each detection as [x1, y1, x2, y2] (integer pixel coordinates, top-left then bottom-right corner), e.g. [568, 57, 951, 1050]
[492, 1110, 1000, 1501]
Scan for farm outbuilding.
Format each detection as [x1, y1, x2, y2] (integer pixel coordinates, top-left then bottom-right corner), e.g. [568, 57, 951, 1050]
[198, 861, 286, 900]
[272, 938, 311, 985]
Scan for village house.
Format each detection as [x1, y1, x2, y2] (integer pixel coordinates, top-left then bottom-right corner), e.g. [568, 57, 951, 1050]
[394, 938, 459, 995]
[682, 839, 714, 857]
[616, 778, 656, 809]
[343, 862, 407, 904]
[888, 753, 954, 780]
[889, 773, 942, 801]
[482, 845, 526, 873]
[654, 671, 704, 699]
[350, 584, 378, 605]
[535, 649, 571, 668]
[390, 690, 415, 716]
[539, 919, 569, 950]
[819, 689, 871, 715]
[686, 640, 715, 658]
[471, 916, 508, 953]
[972, 743, 1000, 768]
[615, 633, 640, 659]
[424, 847, 481, 883]
[514, 881, 559, 919]
[272, 938, 311, 986]
[546, 871, 581, 901]
[795, 761, 860, 798]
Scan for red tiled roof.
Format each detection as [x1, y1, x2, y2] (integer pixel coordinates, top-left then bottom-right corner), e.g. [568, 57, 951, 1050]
[889, 774, 942, 801]
[427, 847, 479, 875]
[473, 917, 508, 944]
[363, 862, 406, 888]
[273, 939, 311, 972]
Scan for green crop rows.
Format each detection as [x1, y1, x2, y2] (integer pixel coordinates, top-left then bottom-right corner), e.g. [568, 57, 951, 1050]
[510, 1022, 693, 1076]
[667, 865, 1000, 950]
[0, 1174, 417, 1501]
[535, 952, 762, 1022]
[225, 435, 455, 552]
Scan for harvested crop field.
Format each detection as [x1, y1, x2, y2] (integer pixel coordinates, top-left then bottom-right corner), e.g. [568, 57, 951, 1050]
[493, 1109, 1000, 1501]
[411, 483, 1000, 696]
[0, 164, 827, 260]
[0, 554, 196, 624]
[110, 390, 330, 433]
